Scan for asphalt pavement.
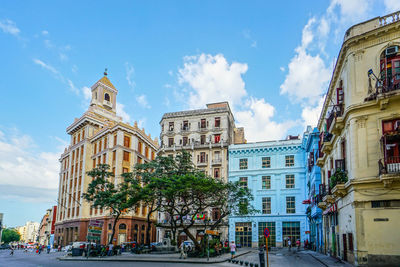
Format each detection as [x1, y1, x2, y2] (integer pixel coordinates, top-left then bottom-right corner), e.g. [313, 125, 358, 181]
[0, 248, 352, 267]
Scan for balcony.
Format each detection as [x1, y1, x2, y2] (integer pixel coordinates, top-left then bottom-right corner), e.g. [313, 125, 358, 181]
[212, 158, 222, 165]
[327, 104, 344, 135]
[379, 156, 400, 188]
[332, 184, 347, 198]
[197, 161, 208, 167]
[199, 127, 208, 133]
[322, 133, 333, 154]
[180, 126, 191, 134]
[103, 100, 112, 108]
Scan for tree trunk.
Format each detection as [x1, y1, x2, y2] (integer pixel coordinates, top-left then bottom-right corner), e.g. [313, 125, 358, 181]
[145, 210, 153, 246]
[183, 228, 201, 251]
[108, 213, 120, 245]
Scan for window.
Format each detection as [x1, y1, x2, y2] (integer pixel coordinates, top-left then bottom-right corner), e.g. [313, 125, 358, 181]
[114, 134, 117, 146]
[214, 168, 220, 178]
[182, 120, 189, 130]
[104, 93, 110, 101]
[262, 197, 271, 214]
[183, 137, 188, 146]
[285, 155, 295, 167]
[151, 151, 155, 160]
[214, 151, 220, 160]
[112, 150, 116, 161]
[138, 141, 142, 153]
[262, 157, 271, 168]
[124, 136, 130, 148]
[104, 137, 107, 149]
[82, 129, 85, 139]
[200, 135, 206, 144]
[286, 197, 295, 213]
[92, 159, 96, 168]
[214, 134, 221, 143]
[94, 143, 97, 154]
[168, 122, 174, 131]
[145, 147, 149, 158]
[285, 175, 295, 189]
[102, 154, 106, 164]
[348, 233, 354, 251]
[258, 222, 276, 247]
[239, 177, 248, 188]
[262, 176, 271, 189]
[122, 167, 129, 173]
[371, 200, 400, 208]
[199, 152, 207, 163]
[239, 158, 248, 169]
[168, 138, 174, 147]
[215, 117, 220, 128]
[212, 208, 220, 221]
[123, 151, 130, 161]
[200, 119, 206, 129]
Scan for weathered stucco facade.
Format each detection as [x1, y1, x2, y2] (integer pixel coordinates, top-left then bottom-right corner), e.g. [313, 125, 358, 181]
[316, 12, 400, 266]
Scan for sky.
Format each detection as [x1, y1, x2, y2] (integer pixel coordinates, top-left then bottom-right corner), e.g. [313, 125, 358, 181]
[1, 0, 399, 227]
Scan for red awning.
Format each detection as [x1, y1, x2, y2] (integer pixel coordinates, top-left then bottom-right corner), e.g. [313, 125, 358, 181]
[302, 199, 311, 204]
[323, 203, 337, 215]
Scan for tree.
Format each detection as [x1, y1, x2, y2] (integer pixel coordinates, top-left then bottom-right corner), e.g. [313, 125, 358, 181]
[83, 164, 142, 245]
[136, 150, 256, 252]
[1, 228, 20, 244]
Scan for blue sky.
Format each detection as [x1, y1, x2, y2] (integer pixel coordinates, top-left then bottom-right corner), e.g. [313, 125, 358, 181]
[0, 1, 399, 227]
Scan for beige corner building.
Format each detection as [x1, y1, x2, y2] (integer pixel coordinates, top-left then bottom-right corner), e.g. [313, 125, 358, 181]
[316, 12, 400, 266]
[157, 102, 245, 243]
[55, 72, 159, 246]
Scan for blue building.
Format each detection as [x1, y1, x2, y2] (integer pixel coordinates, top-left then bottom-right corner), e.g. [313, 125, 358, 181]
[228, 136, 308, 248]
[302, 126, 323, 252]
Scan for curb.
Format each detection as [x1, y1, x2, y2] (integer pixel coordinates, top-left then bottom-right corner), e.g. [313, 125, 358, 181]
[57, 250, 252, 264]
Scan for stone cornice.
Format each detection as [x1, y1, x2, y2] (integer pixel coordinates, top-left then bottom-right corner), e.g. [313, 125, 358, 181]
[229, 145, 302, 155]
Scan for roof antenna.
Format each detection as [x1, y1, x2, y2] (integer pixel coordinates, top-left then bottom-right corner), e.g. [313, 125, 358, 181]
[104, 68, 108, 76]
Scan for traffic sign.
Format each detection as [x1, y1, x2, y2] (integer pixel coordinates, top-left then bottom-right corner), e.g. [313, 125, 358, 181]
[264, 227, 270, 238]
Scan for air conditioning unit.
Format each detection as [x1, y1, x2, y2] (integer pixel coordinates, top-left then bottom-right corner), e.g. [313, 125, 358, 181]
[385, 46, 398, 56]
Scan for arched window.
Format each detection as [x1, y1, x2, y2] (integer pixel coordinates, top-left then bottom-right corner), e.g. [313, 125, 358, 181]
[104, 93, 110, 101]
[119, 223, 126, 230]
[134, 224, 138, 230]
[141, 225, 145, 230]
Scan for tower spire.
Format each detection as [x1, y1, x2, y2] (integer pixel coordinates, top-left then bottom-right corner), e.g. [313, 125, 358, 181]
[104, 68, 108, 76]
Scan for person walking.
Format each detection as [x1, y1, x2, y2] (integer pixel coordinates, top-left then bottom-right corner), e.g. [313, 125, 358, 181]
[38, 245, 42, 254]
[47, 244, 51, 254]
[179, 242, 187, 259]
[288, 238, 292, 251]
[229, 241, 236, 259]
[296, 239, 301, 251]
[10, 246, 14, 256]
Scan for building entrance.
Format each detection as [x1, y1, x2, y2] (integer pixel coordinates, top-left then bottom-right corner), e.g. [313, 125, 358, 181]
[235, 222, 252, 247]
[282, 221, 300, 246]
[258, 222, 276, 247]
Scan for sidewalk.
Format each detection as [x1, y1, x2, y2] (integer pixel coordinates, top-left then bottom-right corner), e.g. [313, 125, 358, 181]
[300, 250, 354, 267]
[57, 248, 252, 264]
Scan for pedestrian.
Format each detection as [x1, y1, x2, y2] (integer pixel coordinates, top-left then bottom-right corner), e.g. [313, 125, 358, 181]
[288, 238, 292, 251]
[10, 246, 14, 256]
[38, 245, 42, 254]
[107, 243, 113, 256]
[58, 245, 61, 252]
[229, 241, 236, 259]
[296, 239, 300, 251]
[179, 242, 187, 259]
[47, 244, 51, 254]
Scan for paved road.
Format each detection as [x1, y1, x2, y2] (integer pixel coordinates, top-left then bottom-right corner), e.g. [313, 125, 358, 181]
[0, 249, 328, 267]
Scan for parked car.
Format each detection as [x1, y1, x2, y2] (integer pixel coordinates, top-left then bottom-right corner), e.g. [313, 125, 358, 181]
[150, 242, 162, 251]
[182, 241, 194, 252]
[0, 244, 10, 250]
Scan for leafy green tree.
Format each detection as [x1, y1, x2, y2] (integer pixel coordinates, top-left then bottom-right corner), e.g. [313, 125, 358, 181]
[1, 228, 20, 244]
[83, 164, 142, 245]
[135, 150, 256, 252]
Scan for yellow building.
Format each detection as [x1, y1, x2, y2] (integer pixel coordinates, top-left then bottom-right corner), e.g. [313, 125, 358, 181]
[55, 71, 159, 246]
[316, 11, 400, 266]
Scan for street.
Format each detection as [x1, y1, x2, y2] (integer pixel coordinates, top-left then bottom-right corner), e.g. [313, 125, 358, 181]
[0, 249, 334, 267]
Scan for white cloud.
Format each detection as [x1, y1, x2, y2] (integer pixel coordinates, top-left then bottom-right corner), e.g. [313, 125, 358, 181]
[116, 102, 130, 123]
[280, 17, 331, 107]
[280, 66, 285, 72]
[67, 79, 79, 95]
[0, 19, 20, 36]
[243, 29, 257, 48]
[236, 97, 297, 141]
[44, 39, 53, 48]
[33, 58, 59, 75]
[327, 0, 371, 22]
[178, 53, 248, 109]
[41, 30, 49, 35]
[59, 53, 68, 61]
[0, 128, 62, 202]
[384, 0, 400, 12]
[136, 94, 151, 109]
[72, 65, 78, 73]
[175, 53, 296, 141]
[137, 118, 146, 129]
[82, 86, 91, 102]
[125, 62, 135, 90]
[301, 97, 325, 128]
